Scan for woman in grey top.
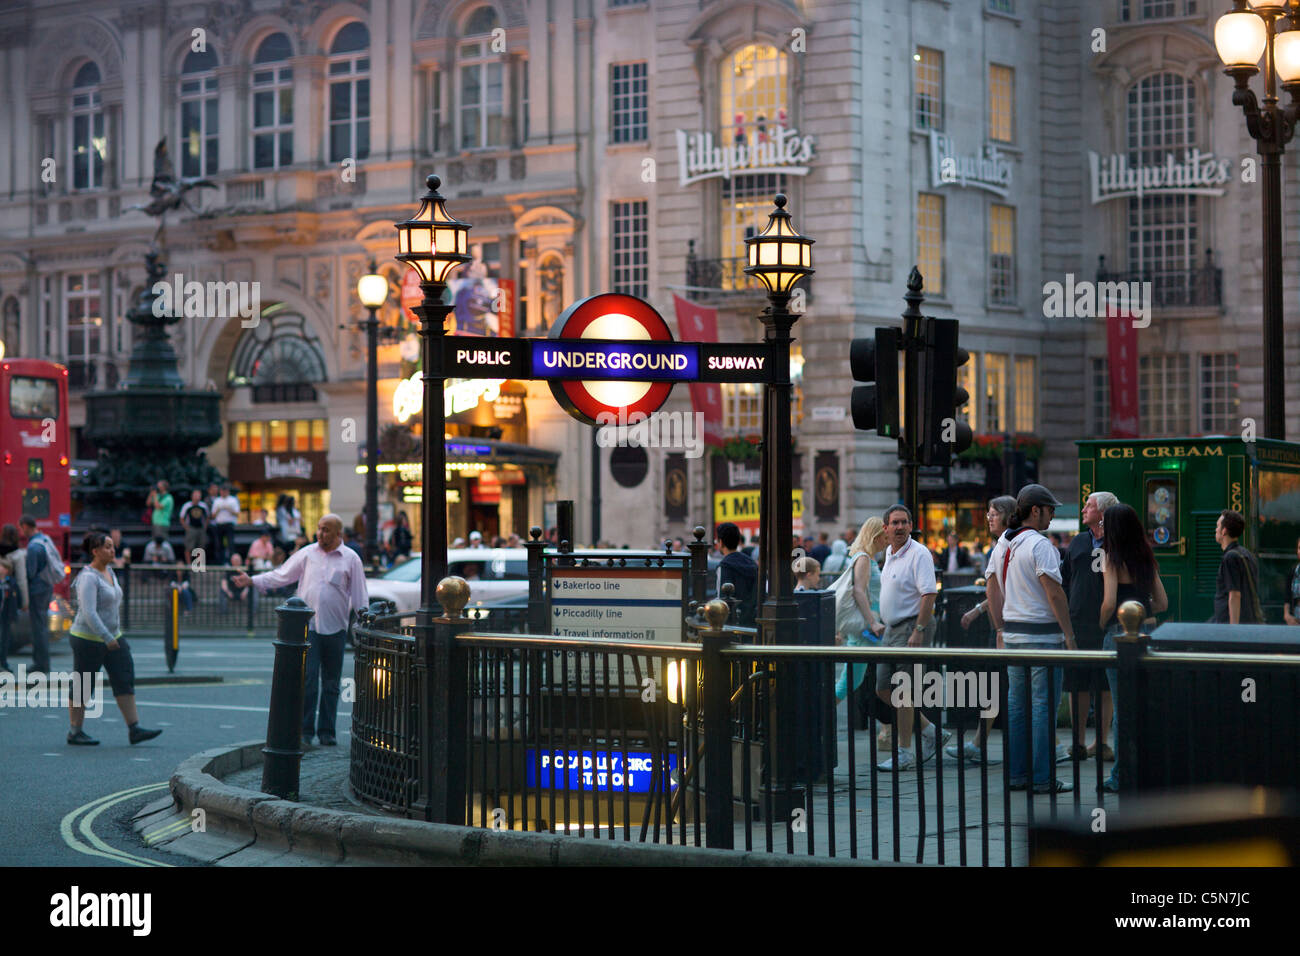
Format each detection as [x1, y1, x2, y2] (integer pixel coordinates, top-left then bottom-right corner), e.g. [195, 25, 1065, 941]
[66, 531, 162, 746]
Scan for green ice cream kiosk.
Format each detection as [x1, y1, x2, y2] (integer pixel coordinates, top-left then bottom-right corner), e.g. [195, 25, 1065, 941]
[1076, 437, 1300, 623]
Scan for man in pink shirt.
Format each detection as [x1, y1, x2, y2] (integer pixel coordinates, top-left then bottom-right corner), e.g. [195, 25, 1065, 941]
[233, 514, 368, 746]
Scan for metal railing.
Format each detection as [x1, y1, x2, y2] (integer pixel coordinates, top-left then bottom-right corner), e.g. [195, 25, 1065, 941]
[349, 607, 421, 813]
[1095, 251, 1223, 309]
[68, 563, 281, 634]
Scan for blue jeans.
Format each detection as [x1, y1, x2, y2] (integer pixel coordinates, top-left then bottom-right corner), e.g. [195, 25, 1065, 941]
[1006, 638, 1064, 786]
[303, 628, 346, 738]
[28, 588, 52, 673]
[1103, 628, 1120, 788]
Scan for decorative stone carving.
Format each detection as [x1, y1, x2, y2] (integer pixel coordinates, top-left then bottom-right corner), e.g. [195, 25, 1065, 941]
[510, 154, 526, 180]
[476, 158, 497, 182]
[313, 259, 332, 303]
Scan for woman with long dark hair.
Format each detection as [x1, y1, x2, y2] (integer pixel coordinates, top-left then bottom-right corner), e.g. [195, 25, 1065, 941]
[1097, 503, 1168, 791]
[66, 531, 163, 746]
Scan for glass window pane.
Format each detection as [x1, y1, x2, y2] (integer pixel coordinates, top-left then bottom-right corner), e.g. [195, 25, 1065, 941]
[356, 120, 369, 159]
[330, 82, 352, 121]
[312, 419, 327, 451]
[462, 65, 481, 106]
[253, 133, 273, 168]
[330, 123, 349, 162]
[269, 421, 289, 452]
[248, 423, 264, 453]
[254, 90, 274, 128]
[356, 78, 369, 118]
[280, 89, 293, 125]
[292, 420, 310, 451]
[280, 132, 293, 165]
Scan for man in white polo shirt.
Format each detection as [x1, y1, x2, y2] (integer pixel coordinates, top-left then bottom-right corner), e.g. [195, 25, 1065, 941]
[986, 484, 1077, 794]
[874, 504, 948, 771]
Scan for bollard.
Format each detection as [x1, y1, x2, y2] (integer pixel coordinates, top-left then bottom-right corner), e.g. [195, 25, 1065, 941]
[700, 598, 735, 849]
[163, 582, 179, 673]
[262, 596, 316, 800]
[1113, 600, 1149, 795]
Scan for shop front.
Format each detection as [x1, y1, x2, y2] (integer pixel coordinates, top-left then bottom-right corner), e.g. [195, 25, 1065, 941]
[914, 455, 1039, 558]
[227, 418, 331, 532]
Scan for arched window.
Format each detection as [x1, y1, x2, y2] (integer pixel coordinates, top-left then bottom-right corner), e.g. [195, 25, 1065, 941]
[228, 312, 327, 403]
[458, 6, 506, 150]
[328, 21, 370, 162]
[70, 61, 106, 190]
[1126, 74, 1197, 285]
[718, 44, 789, 286]
[179, 48, 220, 177]
[252, 32, 294, 169]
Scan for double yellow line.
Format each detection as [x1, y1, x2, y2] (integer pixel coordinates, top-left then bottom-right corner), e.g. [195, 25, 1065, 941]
[60, 783, 174, 867]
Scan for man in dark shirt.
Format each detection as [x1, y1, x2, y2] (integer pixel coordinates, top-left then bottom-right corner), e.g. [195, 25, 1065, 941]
[809, 532, 832, 565]
[714, 522, 759, 626]
[1060, 491, 1116, 759]
[1213, 509, 1262, 624]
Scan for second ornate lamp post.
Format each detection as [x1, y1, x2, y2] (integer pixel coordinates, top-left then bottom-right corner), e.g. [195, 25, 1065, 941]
[744, 194, 814, 646]
[1214, 0, 1300, 439]
[395, 174, 471, 616]
[356, 263, 389, 570]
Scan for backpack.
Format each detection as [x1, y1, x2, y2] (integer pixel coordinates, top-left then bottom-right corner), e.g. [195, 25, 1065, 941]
[831, 552, 869, 634]
[32, 534, 65, 590]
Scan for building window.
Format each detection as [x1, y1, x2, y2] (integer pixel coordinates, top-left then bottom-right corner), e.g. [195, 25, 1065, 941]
[989, 64, 1014, 143]
[430, 70, 443, 153]
[327, 21, 370, 163]
[719, 44, 789, 274]
[989, 204, 1016, 305]
[914, 48, 943, 131]
[459, 7, 506, 150]
[1014, 356, 1036, 432]
[70, 62, 106, 190]
[252, 33, 293, 169]
[987, 0, 1015, 12]
[228, 312, 327, 403]
[179, 49, 219, 177]
[1139, 353, 1191, 435]
[722, 383, 762, 434]
[517, 240, 532, 332]
[1198, 353, 1239, 434]
[1091, 357, 1111, 436]
[2, 298, 20, 357]
[1121, 1, 1190, 21]
[916, 193, 944, 295]
[66, 273, 103, 387]
[957, 358, 976, 431]
[519, 59, 530, 143]
[611, 200, 649, 298]
[1126, 73, 1196, 291]
[611, 62, 648, 144]
[982, 353, 1007, 433]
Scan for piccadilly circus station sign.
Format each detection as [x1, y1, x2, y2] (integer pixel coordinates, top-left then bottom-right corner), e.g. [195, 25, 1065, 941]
[444, 293, 776, 425]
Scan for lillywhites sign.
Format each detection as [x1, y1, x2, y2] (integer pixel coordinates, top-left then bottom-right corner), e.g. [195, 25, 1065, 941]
[1088, 150, 1230, 204]
[264, 455, 314, 480]
[929, 131, 1013, 197]
[676, 127, 815, 186]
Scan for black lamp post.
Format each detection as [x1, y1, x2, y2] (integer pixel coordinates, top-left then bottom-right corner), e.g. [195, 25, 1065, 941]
[1214, 0, 1300, 439]
[744, 194, 814, 646]
[395, 174, 471, 617]
[356, 263, 389, 570]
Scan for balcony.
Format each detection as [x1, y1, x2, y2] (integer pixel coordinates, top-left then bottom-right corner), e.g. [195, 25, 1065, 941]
[684, 240, 814, 304]
[1096, 249, 1222, 311]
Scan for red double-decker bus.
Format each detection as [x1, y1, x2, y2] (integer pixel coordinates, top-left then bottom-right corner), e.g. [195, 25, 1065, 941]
[0, 359, 71, 558]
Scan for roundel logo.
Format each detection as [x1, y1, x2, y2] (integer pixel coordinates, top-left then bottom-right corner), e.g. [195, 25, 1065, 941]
[548, 293, 676, 426]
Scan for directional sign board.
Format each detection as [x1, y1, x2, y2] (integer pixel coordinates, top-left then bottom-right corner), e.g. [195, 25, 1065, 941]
[445, 338, 774, 383]
[549, 566, 684, 687]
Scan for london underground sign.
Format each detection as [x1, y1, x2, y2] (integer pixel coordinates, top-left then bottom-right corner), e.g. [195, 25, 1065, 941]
[442, 292, 777, 425]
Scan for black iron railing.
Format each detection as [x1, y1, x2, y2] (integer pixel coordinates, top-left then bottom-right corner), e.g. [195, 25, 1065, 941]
[1096, 251, 1223, 309]
[349, 609, 420, 813]
[68, 563, 280, 634]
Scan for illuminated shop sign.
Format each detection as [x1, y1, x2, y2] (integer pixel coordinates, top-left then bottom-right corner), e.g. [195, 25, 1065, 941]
[531, 341, 698, 381]
[929, 131, 1013, 197]
[675, 126, 815, 187]
[1088, 149, 1230, 204]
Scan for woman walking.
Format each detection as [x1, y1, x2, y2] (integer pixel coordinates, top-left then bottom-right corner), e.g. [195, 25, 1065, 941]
[66, 532, 163, 746]
[1098, 503, 1168, 791]
[834, 516, 888, 702]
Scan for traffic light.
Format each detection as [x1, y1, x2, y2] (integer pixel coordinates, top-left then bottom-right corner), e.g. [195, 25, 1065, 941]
[918, 317, 973, 465]
[850, 327, 901, 438]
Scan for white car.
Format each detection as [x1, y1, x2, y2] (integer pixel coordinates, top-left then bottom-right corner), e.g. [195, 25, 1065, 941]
[364, 548, 530, 614]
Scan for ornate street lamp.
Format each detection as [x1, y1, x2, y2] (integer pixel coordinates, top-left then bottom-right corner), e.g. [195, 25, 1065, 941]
[356, 263, 388, 570]
[395, 174, 471, 615]
[744, 194, 814, 647]
[1214, 0, 1300, 439]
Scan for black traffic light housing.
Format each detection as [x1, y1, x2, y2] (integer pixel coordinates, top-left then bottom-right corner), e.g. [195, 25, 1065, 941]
[850, 327, 901, 438]
[917, 317, 973, 466]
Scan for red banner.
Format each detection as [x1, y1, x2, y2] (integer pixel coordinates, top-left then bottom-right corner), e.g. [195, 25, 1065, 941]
[1107, 307, 1139, 438]
[497, 279, 516, 338]
[673, 294, 725, 447]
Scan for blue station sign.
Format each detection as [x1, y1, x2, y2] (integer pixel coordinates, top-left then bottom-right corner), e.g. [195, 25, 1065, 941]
[531, 340, 697, 381]
[525, 748, 679, 793]
[443, 337, 773, 384]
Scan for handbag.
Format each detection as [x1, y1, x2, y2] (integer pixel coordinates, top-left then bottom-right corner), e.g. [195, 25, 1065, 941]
[832, 553, 869, 634]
